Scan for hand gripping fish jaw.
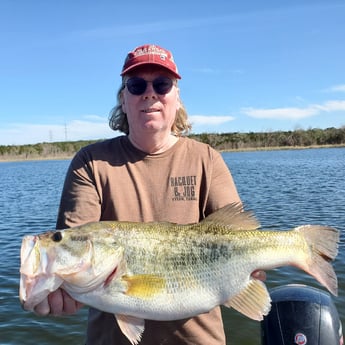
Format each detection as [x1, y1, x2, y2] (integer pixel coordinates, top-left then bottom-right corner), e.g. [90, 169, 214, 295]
[19, 230, 125, 311]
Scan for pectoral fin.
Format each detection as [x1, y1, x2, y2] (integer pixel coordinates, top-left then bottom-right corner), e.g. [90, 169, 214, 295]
[122, 274, 165, 299]
[115, 314, 145, 345]
[223, 279, 271, 321]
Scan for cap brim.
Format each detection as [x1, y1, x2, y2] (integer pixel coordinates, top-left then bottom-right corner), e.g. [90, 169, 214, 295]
[121, 62, 181, 79]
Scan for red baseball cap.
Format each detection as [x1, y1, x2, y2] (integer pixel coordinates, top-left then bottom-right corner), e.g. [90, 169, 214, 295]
[121, 44, 181, 79]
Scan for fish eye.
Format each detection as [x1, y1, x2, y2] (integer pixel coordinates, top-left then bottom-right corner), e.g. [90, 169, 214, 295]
[52, 231, 63, 242]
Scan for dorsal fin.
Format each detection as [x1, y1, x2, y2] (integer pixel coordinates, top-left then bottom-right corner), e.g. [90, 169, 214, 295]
[201, 203, 260, 230]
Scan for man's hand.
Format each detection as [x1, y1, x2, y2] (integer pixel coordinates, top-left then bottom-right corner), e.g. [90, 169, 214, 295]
[34, 288, 83, 316]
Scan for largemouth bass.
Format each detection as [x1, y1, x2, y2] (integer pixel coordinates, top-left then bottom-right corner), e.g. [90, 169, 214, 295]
[20, 204, 339, 345]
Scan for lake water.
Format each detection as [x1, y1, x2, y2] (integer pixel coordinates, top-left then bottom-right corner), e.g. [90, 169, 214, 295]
[1, 147, 344, 345]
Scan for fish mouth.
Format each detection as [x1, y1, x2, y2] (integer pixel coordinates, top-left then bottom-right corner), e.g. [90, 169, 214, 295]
[19, 232, 126, 309]
[20, 236, 37, 275]
[19, 235, 38, 306]
[19, 235, 63, 311]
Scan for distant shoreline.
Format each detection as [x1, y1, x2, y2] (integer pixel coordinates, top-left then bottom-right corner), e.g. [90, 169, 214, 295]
[1, 144, 344, 163]
[220, 143, 345, 153]
[1, 128, 344, 162]
[0, 155, 74, 163]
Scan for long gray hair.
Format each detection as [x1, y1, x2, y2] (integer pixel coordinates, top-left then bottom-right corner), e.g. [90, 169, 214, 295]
[108, 82, 192, 135]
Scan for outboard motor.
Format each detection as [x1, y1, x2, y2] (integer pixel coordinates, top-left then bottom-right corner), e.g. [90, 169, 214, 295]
[261, 284, 343, 345]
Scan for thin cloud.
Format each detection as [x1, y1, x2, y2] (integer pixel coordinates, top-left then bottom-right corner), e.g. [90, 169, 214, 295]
[242, 99, 345, 120]
[74, 17, 226, 39]
[323, 84, 345, 93]
[189, 115, 235, 125]
[0, 116, 115, 146]
[242, 107, 318, 120]
[73, 3, 342, 40]
[316, 100, 345, 111]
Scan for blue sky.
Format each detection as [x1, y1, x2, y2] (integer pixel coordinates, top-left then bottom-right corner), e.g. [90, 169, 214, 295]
[1, 0, 344, 145]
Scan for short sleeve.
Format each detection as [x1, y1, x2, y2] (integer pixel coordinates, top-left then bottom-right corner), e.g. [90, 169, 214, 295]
[56, 149, 102, 229]
[205, 149, 242, 216]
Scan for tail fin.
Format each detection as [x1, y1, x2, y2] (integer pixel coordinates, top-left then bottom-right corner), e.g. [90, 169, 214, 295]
[296, 225, 339, 296]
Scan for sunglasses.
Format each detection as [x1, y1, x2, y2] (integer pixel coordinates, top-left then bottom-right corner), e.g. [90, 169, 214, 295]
[125, 76, 174, 96]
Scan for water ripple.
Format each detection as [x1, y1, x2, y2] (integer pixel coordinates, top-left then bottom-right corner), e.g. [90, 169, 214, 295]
[1, 149, 344, 344]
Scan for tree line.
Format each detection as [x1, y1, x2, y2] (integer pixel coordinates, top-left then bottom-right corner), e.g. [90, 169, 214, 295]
[1, 127, 344, 161]
[189, 126, 345, 150]
[0, 140, 98, 161]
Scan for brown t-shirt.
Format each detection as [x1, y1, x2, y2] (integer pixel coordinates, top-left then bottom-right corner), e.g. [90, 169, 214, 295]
[56, 135, 241, 345]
